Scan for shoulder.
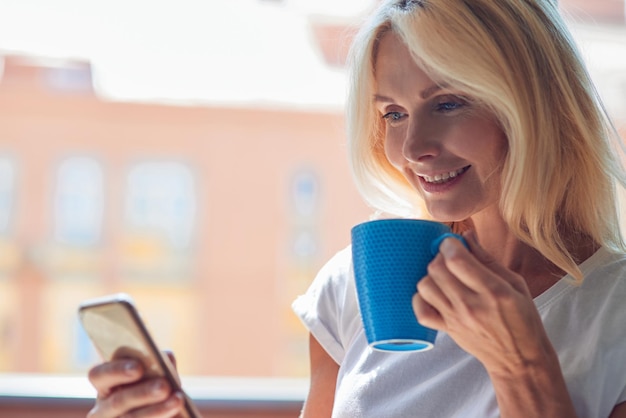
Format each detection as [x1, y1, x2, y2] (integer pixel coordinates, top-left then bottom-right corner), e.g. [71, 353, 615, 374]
[292, 245, 354, 316]
[316, 246, 353, 284]
[539, 248, 626, 325]
[292, 245, 358, 364]
[573, 248, 626, 329]
[581, 248, 626, 290]
[303, 246, 354, 307]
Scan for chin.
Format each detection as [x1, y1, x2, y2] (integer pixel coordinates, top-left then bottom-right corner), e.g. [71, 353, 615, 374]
[425, 207, 471, 224]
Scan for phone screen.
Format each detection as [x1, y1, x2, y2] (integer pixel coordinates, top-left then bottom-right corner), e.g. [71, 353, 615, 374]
[78, 293, 201, 418]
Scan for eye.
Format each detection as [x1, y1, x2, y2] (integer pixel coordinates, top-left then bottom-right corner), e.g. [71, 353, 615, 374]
[382, 111, 406, 122]
[434, 96, 468, 113]
[436, 102, 462, 111]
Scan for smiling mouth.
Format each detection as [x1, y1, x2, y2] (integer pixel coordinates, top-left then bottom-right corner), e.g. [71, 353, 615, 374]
[421, 166, 470, 184]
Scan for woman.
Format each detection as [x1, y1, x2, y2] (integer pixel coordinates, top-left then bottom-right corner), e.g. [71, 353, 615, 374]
[292, 0, 626, 417]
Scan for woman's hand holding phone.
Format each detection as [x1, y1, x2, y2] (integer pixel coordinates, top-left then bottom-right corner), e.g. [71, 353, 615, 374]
[78, 293, 202, 418]
[86, 354, 185, 418]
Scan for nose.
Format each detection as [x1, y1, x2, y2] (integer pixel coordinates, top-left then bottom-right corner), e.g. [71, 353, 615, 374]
[401, 117, 440, 162]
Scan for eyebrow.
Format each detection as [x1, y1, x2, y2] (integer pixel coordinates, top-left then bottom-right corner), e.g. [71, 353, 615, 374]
[420, 84, 444, 99]
[373, 84, 447, 103]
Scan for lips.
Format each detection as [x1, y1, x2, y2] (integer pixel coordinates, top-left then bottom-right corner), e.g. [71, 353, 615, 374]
[421, 166, 470, 184]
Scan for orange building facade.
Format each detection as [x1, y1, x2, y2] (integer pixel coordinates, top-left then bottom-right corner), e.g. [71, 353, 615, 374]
[0, 55, 372, 378]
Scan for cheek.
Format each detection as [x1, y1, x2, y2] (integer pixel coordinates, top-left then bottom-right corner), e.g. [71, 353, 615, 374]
[482, 128, 508, 168]
[452, 120, 507, 165]
[383, 130, 404, 168]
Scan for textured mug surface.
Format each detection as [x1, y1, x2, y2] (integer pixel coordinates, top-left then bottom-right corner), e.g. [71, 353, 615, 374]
[351, 219, 464, 352]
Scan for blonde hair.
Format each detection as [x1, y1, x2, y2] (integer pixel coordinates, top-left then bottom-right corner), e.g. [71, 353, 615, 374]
[347, 0, 626, 282]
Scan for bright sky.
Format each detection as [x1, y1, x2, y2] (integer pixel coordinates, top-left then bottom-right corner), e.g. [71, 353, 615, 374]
[0, 0, 377, 109]
[0, 0, 624, 117]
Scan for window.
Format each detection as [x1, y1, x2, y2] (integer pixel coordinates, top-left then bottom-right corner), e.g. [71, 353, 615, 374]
[125, 161, 196, 250]
[0, 158, 15, 235]
[54, 157, 104, 247]
[121, 161, 196, 279]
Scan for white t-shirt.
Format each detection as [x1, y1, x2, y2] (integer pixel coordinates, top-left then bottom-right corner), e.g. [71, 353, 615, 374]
[292, 246, 626, 418]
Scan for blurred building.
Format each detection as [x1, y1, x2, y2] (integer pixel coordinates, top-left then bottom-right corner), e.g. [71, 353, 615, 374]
[0, 52, 373, 377]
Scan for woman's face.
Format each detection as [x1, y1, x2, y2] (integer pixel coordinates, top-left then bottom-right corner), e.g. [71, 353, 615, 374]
[374, 31, 508, 222]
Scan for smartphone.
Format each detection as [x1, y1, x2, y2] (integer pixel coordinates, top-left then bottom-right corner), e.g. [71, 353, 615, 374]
[78, 293, 202, 418]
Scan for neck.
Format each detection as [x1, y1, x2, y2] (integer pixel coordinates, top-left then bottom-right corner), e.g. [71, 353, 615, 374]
[466, 210, 597, 298]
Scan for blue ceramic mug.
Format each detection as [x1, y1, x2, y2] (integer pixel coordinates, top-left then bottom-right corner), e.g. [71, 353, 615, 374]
[351, 219, 466, 352]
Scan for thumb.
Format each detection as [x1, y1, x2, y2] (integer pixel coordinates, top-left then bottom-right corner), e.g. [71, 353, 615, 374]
[164, 350, 177, 370]
[162, 349, 182, 385]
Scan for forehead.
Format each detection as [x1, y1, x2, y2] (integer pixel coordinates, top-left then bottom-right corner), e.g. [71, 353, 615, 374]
[373, 31, 437, 94]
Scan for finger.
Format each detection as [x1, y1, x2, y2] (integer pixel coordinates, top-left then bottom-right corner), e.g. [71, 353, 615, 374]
[416, 265, 454, 314]
[99, 378, 173, 417]
[438, 236, 517, 295]
[162, 350, 181, 386]
[426, 252, 477, 309]
[125, 392, 185, 418]
[462, 231, 530, 296]
[88, 359, 144, 397]
[164, 350, 177, 370]
[412, 291, 445, 330]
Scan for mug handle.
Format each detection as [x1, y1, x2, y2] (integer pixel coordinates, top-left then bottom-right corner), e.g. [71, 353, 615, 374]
[430, 232, 468, 256]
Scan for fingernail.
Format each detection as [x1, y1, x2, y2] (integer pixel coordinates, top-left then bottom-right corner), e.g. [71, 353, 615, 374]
[440, 238, 456, 255]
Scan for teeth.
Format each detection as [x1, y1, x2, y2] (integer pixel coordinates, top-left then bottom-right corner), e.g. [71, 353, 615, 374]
[423, 167, 467, 184]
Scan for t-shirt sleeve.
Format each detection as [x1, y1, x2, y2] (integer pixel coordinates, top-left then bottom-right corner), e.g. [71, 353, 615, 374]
[292, 246, 353, 365]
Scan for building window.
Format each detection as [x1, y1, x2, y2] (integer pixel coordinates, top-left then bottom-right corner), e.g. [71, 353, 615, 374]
[44, 62, 93, 94]
[291, 168, 319, 218]
[54, 157, 104, 247]
[0, 158, 15, 235]
[124, 161, 196, 250]
[289, 169, 320, 259]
